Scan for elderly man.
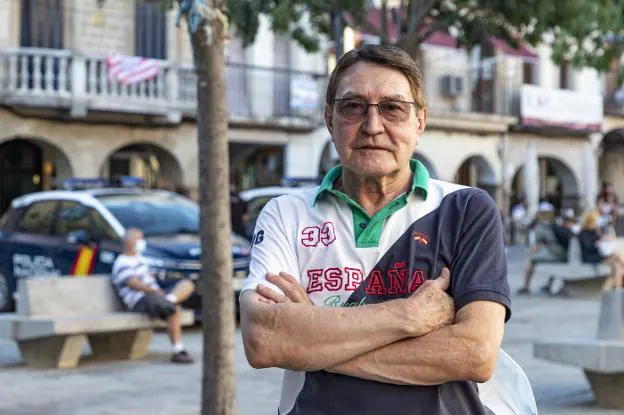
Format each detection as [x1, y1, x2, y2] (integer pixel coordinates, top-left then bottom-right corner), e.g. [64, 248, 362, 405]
[240, 45, 511, 414]
[112, 228, 195, 364]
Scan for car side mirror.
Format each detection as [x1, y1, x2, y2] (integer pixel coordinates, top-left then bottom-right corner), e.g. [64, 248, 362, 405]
[66, 229, 90, 245]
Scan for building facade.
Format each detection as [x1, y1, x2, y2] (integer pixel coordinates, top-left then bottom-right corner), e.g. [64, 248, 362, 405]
[0, 0, 330, 213]
[1, 0, 621, 221]
[336, 6, 611, 221]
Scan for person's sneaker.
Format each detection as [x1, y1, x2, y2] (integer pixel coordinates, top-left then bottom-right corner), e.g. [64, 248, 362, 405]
[540, 284, 552, 295]
[516, 287, 530, 296]
[171, 350, 194, 364]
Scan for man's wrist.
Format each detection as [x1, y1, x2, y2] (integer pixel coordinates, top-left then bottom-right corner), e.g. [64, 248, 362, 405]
[392, 298, 422, 337]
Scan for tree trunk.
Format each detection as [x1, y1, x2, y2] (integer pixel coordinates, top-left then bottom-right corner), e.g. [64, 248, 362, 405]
[189, 1, 236, 414]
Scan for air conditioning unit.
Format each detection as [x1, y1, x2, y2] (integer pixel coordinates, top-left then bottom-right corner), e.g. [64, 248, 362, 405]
[440, 75, 465, 97]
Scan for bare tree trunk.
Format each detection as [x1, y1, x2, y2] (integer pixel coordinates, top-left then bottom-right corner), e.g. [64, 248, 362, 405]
[188, 1, 236, 414]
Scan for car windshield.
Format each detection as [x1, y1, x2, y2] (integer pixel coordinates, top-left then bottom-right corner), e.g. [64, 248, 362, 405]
[96, 192, 199, 236]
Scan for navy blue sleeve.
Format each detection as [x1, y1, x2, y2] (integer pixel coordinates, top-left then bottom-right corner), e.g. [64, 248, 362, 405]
[450, 189, 511, 322]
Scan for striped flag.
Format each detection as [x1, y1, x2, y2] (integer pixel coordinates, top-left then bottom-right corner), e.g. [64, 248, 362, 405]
[70, 246, 97, 276]
[105, 54, 159, 85]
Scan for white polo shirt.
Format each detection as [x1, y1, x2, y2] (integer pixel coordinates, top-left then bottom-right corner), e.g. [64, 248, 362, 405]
[242, 160, 511, 415]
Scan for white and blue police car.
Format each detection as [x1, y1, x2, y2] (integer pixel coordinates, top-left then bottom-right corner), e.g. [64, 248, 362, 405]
[0, 178, 251, 314]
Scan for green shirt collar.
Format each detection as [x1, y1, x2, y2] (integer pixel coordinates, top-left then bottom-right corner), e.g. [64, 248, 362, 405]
[314, 159, 429, 205]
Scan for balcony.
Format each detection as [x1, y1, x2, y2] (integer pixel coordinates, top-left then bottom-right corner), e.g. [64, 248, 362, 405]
[0, 47, 326, 130]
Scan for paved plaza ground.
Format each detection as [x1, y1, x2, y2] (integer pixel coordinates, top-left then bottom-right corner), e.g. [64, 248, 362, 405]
[0, 246, 623, 414]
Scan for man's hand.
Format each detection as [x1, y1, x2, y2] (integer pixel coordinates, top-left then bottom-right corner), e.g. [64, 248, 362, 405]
[256, 272, 312, 305]
[402, 267, 455, 337]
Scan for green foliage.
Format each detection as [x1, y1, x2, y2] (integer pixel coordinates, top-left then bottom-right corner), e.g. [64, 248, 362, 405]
[164, 0, 624, 73]
[545, 0, 624, 72]
[227, 0, 368, 52]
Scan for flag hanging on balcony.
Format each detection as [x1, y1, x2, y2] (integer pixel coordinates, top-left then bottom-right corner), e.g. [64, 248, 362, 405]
[105, 54, 159, 85]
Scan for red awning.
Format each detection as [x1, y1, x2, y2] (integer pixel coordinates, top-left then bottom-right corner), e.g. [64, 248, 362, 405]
[489, 36, 537, 59]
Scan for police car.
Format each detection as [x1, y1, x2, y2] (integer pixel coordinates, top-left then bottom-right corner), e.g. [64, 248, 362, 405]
[0, 179, 251, 313]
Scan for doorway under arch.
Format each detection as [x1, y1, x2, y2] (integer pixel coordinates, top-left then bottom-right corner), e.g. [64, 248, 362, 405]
[511, 156, 579, 213]
[454, 155, 497, 197]
[0, 137, 73, 213]
[101, 143, 183, 191]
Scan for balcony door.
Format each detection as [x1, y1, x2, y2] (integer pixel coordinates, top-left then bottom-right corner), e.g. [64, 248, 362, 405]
[20, 0, 64, 49]
[135, 0, 167, 59]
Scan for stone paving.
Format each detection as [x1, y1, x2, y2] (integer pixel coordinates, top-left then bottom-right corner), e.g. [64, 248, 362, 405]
[0, 246, 623, 414]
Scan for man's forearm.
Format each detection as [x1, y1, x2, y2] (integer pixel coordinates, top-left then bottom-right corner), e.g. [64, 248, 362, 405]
[241, 292, 416, 372]
[328, 302, 505, 385]
[127, 278, 159, 294]
[328, 325, 489, 385]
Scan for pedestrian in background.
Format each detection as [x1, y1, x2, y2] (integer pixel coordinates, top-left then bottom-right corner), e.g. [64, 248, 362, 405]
[510, 197, 527, 245]
[578, 211, 624, 291]
[112, 228, 195, 363]
[597, 181, 620, 234]
[517, 206, 575, 295]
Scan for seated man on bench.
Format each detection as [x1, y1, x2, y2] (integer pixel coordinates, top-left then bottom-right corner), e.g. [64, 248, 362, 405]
[518, 207, 576, 295]
[112, 228, 195, 364]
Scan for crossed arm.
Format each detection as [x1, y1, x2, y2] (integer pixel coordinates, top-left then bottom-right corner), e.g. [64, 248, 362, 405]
[240, 271, 506, 386]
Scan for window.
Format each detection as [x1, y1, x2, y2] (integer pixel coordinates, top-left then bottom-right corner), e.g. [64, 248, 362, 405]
[55, 201, 90, 237]
[559, 61, 570, 89]
[16, 201, 57, 234]
[523, 61, 535, 85]
[135, 0, 167, 59]
[20, 0, 64, 49]
[97, 192, 199, 237]
[0, 208, 15, 229]
[90, 210, 119, 241]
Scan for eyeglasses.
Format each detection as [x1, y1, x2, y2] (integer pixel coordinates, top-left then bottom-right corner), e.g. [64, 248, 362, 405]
[332, 99, 418, 123]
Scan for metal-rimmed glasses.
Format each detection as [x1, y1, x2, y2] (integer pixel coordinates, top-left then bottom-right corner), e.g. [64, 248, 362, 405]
[332, 98, 418, 123]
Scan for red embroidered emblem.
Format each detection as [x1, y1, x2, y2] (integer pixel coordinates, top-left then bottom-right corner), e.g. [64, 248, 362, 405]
[412, 232, 430, 246]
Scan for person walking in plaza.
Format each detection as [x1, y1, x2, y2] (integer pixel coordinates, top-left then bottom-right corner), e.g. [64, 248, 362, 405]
[240, 45, 511, 415]
[517, 206, 576, 295]
[510, 197, 528, 245]
[578, 210, 624, 291]
[112, 228, 195, 364]
[597, 181, 620, 233]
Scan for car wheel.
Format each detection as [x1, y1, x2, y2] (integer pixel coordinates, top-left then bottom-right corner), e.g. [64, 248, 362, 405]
[0, 271, 13, 312]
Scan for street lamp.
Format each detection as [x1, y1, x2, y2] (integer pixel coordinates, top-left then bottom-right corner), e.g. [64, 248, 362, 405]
[92, 0, 106, 27]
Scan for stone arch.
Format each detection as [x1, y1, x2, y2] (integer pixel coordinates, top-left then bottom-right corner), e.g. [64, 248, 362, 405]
[100, 142, 184, 191]
[412, 151, 439, 179]
[454, 154, 497, 196]
[0, 136, 73, 212]
[511, 155, 580, 212]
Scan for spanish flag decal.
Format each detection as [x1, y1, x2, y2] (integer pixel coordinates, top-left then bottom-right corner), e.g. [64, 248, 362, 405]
[71, 246, 97, 276]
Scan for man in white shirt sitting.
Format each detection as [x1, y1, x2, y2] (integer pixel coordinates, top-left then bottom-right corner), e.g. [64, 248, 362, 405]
[112, 228, 195, 363]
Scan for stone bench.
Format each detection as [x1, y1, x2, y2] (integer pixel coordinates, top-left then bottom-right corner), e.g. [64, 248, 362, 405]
[0, 276, 194, 369]
[535, 237, 611, 297]
[534, 289, 624, 409]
